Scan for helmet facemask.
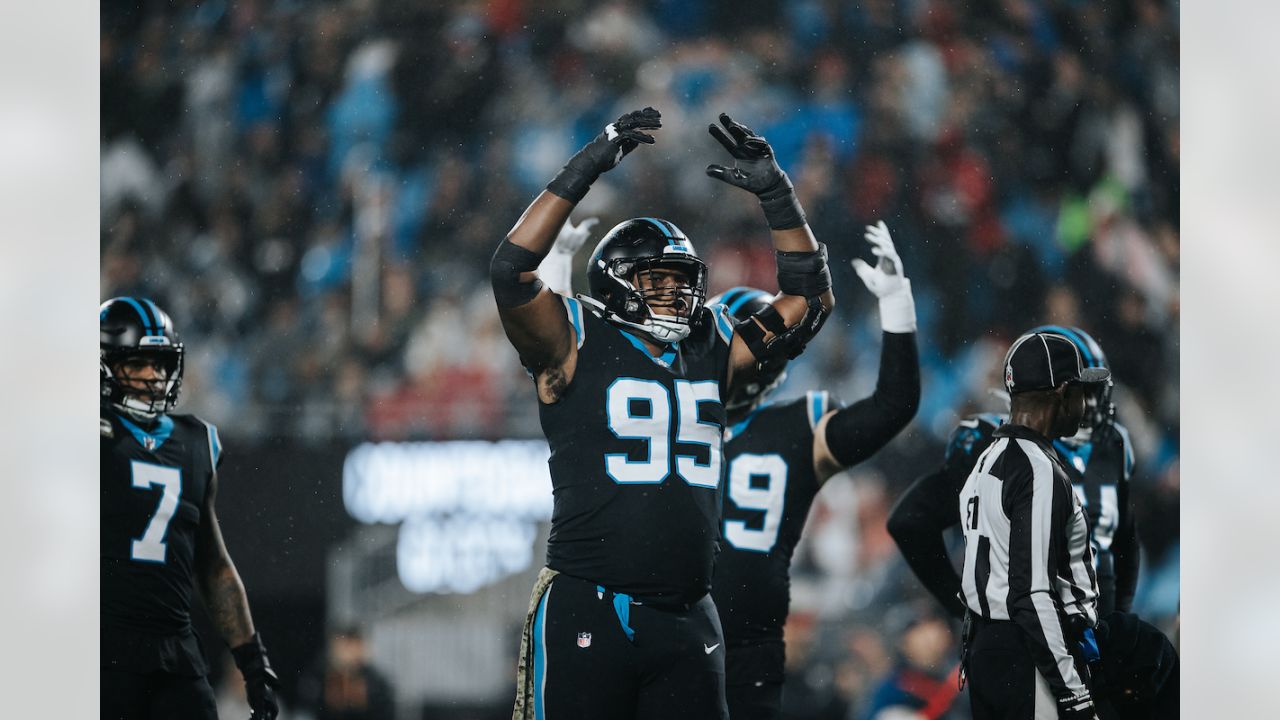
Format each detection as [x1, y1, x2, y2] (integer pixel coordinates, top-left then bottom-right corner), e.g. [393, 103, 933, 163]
[605, 255, 707, 344]
[102, 347, 184, 423]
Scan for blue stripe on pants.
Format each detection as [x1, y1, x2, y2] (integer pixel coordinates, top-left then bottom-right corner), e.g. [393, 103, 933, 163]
[533, 585, 551, 720]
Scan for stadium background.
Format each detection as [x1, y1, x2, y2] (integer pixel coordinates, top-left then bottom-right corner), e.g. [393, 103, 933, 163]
[100, 1, 1179, 718]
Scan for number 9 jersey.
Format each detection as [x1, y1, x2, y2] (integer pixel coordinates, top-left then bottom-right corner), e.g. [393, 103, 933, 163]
[538, 297, 736, 608]
[711, 391, 839, 686]
[100, 406, 220, 675]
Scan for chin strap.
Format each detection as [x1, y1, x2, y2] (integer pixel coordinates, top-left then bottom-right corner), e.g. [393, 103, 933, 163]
[577, 295, 692, 344]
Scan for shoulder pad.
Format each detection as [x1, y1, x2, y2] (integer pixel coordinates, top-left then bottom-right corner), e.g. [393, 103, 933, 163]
[804, 390, 831, 430]
[189, 415, 223, 469]
[705, 303, 735, 346]
[945, 413, 1005, 462]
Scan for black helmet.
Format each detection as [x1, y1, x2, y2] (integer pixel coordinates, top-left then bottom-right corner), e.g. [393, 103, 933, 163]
[584, 218, 708, 343]
[100, 297, 184, 421]
[1029, 324, 1114, 434]
[708, 286, 786, 412]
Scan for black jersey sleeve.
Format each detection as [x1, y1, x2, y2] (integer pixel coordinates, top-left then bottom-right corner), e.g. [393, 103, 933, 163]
[822, 331, 919, 467]
[887, 467, 967, 619]
[1109, 423, 1139, 613]
[887, 414, 1002, 619]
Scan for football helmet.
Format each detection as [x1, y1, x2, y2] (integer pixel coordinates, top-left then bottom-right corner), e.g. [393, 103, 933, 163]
[709, 286, 786, 413]
[584, 218, 708, 343]
[1029, 325, 1114, 434]
[100, 297, 184, 422]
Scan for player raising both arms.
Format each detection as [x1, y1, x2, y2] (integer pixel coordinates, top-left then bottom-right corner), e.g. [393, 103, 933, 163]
[710, 221, 921, 720]
[101, 298, 280, 720]
[496, 108, 834, 720]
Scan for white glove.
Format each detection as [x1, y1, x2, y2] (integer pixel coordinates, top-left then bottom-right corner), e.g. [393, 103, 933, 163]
[539, 217, 599, 296]
[851, 220, 916, 333]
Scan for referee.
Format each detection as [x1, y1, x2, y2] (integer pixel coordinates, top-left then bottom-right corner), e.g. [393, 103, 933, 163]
[958, 331, 1110, 720]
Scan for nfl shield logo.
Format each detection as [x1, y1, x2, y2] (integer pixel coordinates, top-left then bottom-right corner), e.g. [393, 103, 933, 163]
[577, 632, 592, 648]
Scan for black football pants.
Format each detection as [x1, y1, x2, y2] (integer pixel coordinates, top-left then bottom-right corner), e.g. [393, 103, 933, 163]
[530, 572, 729, 720]
[101, 667, 218, 720]
[726, 681, 783, 720]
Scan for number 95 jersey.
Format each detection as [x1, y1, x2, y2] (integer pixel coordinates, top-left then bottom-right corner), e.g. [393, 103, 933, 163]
[538, 298, 736, 609]
[101, 408, 218, 638]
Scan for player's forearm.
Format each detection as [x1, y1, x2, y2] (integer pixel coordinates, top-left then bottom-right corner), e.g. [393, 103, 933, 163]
[1112, 503, 1140, 613]
[823, 332, 919, 467]
[202, 562, 257, 648]
[1010, 594, 1093, 706]
[769, 224, 819, 254]
[887, 473, 966, 618]
[506, 192, 576, 257]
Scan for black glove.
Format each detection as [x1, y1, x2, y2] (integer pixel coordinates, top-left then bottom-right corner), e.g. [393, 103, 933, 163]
[231, 633, 281, 720]
[546, 107, 662, 202]
[705, 113, 806, 229]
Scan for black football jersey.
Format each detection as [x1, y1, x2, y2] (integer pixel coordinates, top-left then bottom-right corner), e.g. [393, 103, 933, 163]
[539, 297, 736, 608]
[101, 408, 219, 636]
[711, 391, 837, 683]
[944, 413, 1135, 613]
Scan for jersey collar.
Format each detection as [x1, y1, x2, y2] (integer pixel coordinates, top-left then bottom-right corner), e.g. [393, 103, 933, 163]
[725, 402, 771, 441]
[116, 413, 175, 452]
[617, 328, 679, 369]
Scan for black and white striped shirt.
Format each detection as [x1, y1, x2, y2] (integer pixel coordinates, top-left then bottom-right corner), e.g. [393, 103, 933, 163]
[959, 424, 1099, 702]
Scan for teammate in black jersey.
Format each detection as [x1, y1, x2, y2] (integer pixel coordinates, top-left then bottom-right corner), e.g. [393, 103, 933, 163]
[888, 325, 1139, 619]
[495, 109, 834, 720]
[101, 297, 279, 720]
[710, 221, 921, 720]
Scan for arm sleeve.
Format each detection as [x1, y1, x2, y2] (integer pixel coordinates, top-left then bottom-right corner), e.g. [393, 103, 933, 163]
[887, 468, 968, 619]
[1004, 443, 1092, 704]
[822, 331, 920, 467]
[1111, 477, 1140, 613]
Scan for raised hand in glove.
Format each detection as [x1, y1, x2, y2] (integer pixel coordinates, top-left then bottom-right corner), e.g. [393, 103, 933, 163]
[231, 633, 281, 720]
[851, 221, 916, 333]
[540, 216, 599, 296]
[705, 113, 806, 229]
[547, 108, 661, 203]
[552, 216, 599, 257]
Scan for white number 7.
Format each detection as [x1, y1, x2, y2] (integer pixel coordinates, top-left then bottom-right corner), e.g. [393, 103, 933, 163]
[131, 461, 182, 563]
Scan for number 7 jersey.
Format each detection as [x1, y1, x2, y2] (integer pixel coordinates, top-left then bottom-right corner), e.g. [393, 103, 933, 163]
[538, 298, 736, 608]
[101, 408, 219, 639]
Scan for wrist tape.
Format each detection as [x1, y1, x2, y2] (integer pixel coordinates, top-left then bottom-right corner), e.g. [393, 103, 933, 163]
[758, 174, 807, 230]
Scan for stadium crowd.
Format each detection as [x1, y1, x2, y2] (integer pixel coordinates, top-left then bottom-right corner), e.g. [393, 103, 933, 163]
[102, 1, 1179, 717]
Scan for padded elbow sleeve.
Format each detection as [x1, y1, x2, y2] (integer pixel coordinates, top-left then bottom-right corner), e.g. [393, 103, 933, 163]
[776, 243, 831, 298]
[491, 240, 545, 307]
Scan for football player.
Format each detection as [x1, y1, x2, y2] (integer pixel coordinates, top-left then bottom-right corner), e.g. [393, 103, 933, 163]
[101, 297, 279, 720]
[496, 109, 834, 720]
[888, 325, 1139, 619]
[710, 221, 921, 720]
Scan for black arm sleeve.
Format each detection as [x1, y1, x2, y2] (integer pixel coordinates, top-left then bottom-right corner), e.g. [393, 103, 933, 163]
[887, 467, 967, 619]
[823, 331, 920, 467]
[1111, 479, 1140, 613]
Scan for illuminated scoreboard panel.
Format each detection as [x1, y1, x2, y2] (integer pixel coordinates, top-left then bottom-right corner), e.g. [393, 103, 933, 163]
[343, 440, 554, 594]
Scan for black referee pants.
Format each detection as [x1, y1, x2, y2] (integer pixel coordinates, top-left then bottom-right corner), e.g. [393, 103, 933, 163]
[967, 620, 1062, 720]
[529, 573, 728, 720]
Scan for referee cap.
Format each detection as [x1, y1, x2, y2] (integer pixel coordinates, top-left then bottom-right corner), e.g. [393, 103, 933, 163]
[1004, 331, 1111, 394]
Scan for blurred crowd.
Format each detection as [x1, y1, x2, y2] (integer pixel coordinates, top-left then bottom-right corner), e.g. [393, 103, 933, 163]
[102, 1, 1179, 717]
